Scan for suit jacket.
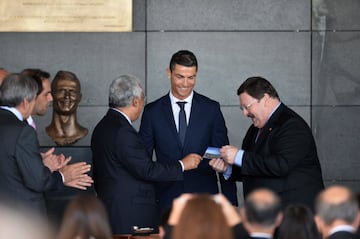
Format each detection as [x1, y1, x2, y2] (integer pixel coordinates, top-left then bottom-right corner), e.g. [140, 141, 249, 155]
[229, 103, 324, 209]
[0, 108, 63, 214]
[91, 109, 184, 234]
[327, 231, 358, 239]
[139, 91, 237, 210]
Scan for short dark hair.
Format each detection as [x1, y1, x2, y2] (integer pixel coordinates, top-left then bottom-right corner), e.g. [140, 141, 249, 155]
[21, 68, 51, 96]
[237, 76, 279, 100]
[21, 68, 50, 79]
[169, 50, 198, 72]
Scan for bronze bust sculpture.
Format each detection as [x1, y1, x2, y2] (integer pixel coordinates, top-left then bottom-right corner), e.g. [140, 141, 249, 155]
[46, 70, 88, 145]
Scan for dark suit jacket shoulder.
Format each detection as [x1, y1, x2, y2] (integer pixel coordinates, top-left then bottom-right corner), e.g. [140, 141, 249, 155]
[327, 231, 358, 239]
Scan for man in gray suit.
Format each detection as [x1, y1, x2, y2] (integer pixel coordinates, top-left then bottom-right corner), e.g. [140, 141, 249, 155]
[0, 74, 92, 215]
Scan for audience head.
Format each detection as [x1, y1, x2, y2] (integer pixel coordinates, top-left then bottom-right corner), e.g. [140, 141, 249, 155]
[276, 204, 320, 239]
[57, 193, 112, 239]
[240, 188, 283, 233]
[172, 194, 233, 239]
[21, 68, 53, 116]
[0, 68, 9, 86]
[0, 201, 53, 239]
[315, 185, 359, 234]
[108, 74, 144, 121]
[166, 50, 198, 100]
[236, 77, 280, 128]
[51, 70, 82, 116]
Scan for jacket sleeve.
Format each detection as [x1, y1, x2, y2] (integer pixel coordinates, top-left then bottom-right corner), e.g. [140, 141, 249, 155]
[15, 126, 63, 192]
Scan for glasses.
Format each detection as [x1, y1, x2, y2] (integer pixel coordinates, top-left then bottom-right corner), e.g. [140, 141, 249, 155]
[240, 99, 258, 111]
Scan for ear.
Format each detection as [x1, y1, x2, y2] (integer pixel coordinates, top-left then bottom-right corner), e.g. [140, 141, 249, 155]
[314, 215, 324, 233]
[275, 212, 283, 227]
[239, 207, 247, 222]
[166, 68, 171, 79]
[132, 96, 141, 107]
[352, 211, 360, 229]
[78, 92, 82, 102]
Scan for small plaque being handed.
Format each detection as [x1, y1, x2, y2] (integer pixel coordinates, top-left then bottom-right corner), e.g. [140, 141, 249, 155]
[203, 147, 221, 159]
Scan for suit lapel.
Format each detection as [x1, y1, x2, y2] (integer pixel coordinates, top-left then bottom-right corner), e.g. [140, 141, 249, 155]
[183, 92, 202, 149]
[254, 103, 284, 150]
[161, 96, 183, 148]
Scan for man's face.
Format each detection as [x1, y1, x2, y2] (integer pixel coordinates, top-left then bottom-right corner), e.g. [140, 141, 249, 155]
[24, 98, 36, 120]
[53, 79, 81, 115]
[239, 92, 267, 128]
[167, 64, 197, 100]
[33, 78, 53, 116]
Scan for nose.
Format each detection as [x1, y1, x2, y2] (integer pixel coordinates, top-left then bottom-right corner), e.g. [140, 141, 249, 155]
[183, 78, 190, 87]
[242, 108, 249, 117]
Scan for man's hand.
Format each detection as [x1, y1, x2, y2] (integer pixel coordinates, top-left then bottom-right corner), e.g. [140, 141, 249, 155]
[59, 162, 93, 190]
[181, 153, 202, 170]
[42, 147, 64, 172]
[168, 193, 194, 225]
[209, 158, 228, 173]
[220, 145, 239, 165]
[213, 194, 241, 226]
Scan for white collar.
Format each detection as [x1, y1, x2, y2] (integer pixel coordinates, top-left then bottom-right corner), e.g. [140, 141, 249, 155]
[111, 108, 132, 125]
[0, 106, 23, 121]
[169, 91, 194, 105]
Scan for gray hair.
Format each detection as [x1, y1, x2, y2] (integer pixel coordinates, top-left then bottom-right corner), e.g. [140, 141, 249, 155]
[315, 188, 358, 225]
[0, 73, 38, 107]
[108, 75, 143, 108]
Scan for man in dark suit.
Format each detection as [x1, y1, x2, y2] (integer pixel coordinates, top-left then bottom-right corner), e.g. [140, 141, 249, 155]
[314, 185, 359, 239]
[210, 76, 324, 209]
[0, 74, 92, 215]
[91, 74, 202, 234]
[139, 50, 238, 211]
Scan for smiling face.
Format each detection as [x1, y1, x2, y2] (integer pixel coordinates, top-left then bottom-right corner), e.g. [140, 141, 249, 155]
[52, 78, 81, 115]
[167, 64, 197, 100]
[239, 92, 268, 129]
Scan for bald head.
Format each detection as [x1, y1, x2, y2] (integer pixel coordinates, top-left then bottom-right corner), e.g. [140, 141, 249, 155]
[319, 185, 353, 205]
[315, 185, 358, 225]
[243, 188, 282, 227]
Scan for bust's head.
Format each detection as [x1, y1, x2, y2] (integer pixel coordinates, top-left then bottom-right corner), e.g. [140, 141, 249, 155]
[51, 71, 81, 116]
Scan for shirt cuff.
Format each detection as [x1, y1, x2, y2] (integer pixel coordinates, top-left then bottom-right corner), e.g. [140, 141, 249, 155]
[234, 150, 244, 167]
[178, 160, 185, 172]
[223, 165, 233, 179]
[59, 171, 65, 183]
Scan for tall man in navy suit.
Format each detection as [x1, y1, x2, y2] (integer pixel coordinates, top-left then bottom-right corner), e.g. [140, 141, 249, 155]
[139, 50, 238, 210]
[91, 75, 202, 234]
[210, 76, 324, 210]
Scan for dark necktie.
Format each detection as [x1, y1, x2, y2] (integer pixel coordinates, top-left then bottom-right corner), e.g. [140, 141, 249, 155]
[255, 128, 262, 142]
[177, 101, 187, 145]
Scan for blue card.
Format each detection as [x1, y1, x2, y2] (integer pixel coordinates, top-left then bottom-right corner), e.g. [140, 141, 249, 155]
[203, 147, 221, 159]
